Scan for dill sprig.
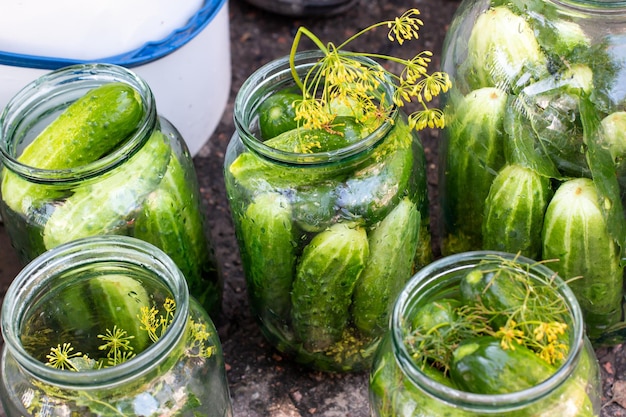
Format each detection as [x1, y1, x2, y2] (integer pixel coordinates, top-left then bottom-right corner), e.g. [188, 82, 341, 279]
[288, 8, 451, 133]
[404, 256, 572, 375]
[44, 297, 214, 371]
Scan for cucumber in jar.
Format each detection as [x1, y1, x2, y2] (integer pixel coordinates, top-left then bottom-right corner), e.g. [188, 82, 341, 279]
[291, 222, 369, 352]
[351, 197, 421, 337]
[441, 87, 508, 254]
[42, 131, 171, 249]
[239, 191, 296, 322]
[1, 83, 144, 215]
[542, 177, 624, 340]
[482, 164, 553, 260]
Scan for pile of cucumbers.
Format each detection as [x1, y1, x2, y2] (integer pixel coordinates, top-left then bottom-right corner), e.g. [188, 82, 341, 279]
[440, 1, 626, 342]
[225, 88, 431, 371]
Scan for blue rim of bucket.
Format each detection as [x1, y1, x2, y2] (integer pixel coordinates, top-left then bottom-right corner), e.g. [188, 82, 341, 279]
[0, 0, 227, 70]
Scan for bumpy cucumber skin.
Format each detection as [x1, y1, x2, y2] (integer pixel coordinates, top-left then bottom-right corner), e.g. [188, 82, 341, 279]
[291, 223, 369, 352]
[134, 149, 222, 316]
[451, 336, 555, 394]
[21, 83, 143, 169]
[441, 87, 508, 255]
[258, 90, 301, 140]
[451, 336, 596, 416]
[542, 178, 624, 339]
[89, 274, 152, 353]
[43, 132, 171, 249]
[239, 192, 296, 322]
[410, 298, 460, 333]
[351, 198, 421, 337]
[459, 264, 530, 329]
[482, 164, 552, 259]
[1, 83, 144, 215]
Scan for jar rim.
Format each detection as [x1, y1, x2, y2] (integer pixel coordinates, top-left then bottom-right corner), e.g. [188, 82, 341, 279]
[0, 63, 158, 183]
[0, 235, 190, 388]
[551, 0, 626, 11]
[390, 250, 587, 412]
[233, 49, 399, 166]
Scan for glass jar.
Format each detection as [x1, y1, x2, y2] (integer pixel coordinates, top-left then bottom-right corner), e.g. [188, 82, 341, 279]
[242, 0, 356, 17]
[369, 251, 602, 417]
[438, 0, 626, 344]
[0, 63, 222, 317]
[0, 235, 233, 417]
[224, 51, 432, 372]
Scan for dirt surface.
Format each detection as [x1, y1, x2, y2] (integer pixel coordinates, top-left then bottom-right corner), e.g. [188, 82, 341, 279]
[1, 0, 626, 416]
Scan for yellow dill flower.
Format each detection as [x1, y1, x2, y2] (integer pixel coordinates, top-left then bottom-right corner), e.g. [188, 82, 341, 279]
[496, 321, 525, 350]
[46, 343, 82, 371]
[387, 9, 424, 45]
[288, 9, 451, 133]
[98, 325, 136, 366]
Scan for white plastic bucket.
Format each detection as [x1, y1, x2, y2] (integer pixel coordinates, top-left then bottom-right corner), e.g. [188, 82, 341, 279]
[0, 0, 231, 156]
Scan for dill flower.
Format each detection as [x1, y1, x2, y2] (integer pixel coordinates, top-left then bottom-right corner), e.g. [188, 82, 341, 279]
[288, 8, 451, 133]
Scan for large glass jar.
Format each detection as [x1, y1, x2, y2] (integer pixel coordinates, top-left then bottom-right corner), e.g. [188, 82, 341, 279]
[369, 251, 602, 417]
[438, 0, 626, 344]
[0, 235, 233, 417]
[0, 63, 222, 317]
[224, 51, 432, 372]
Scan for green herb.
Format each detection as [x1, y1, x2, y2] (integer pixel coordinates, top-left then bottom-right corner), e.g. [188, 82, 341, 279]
[404, 255, 571, 376]
[288, 8, 451, 132]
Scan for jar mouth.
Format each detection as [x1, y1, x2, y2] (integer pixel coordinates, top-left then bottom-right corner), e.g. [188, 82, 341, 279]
[550, 0, 626, 13]
[390, 251, 586, 412]
[0, 235, 189, 388]
[0, 63, 158, 184]
[233, 50, 399, 166]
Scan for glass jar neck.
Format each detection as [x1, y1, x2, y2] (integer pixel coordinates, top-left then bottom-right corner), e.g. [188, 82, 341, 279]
[390, 251, 586, 413]
[233, 50, 399, 167]
[549, 0, 626, 13]
[0, 235, 189, 389]
[0, 63, 158, 184]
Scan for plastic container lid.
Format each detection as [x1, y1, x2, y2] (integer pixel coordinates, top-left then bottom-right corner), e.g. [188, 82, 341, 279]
[0, 0, 225, 69]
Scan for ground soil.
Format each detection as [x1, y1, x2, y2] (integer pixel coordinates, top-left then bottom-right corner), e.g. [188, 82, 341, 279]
[1, 0, 625, 416]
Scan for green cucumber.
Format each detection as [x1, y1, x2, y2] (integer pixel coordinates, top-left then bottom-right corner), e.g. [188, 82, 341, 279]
[21, 83, 143, 168]
[460, 6, 548, 92]
[351, 197, 421, 337]
[228, 147, 341, 194]
[134, 151, 221, 315]
[450, 336, 595, 416]
[441, 87, 508, 254]
[451, 336, 555, 394]
[291, 223, 369, 351]
[258, 89, 301, 140]
[291, 181, 339, 232]
[336, 119, 416, 225]
[88, 274, 152, 353]
[239, 192, 296, 322]
[482, 164, 553, 259]
[459, 263, 531, 330]
[264, 116, 367, 153]
[542, 177, 624, 339]
[42, 131, 171, 249]
[1, 83, 144, 214]
[410, 298, 461, 333]
[135, 189, 196, 276]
